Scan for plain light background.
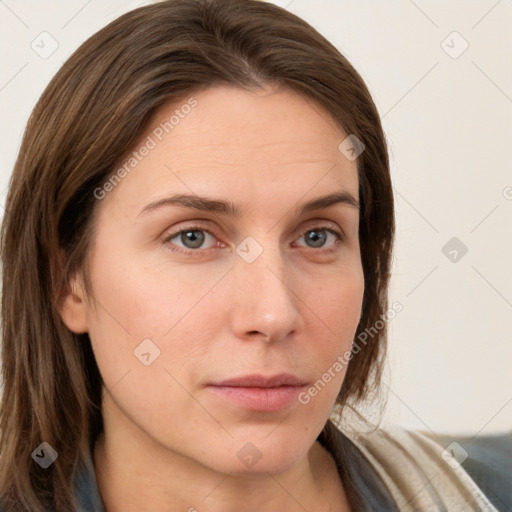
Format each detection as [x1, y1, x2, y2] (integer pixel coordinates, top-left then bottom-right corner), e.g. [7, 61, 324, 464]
[0, 0, 511, 436]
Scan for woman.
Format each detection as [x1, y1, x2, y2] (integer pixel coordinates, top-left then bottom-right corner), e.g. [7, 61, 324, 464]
[0, 0, 508, 510]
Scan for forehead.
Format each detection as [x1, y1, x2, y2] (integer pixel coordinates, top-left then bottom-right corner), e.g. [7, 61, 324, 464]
[103, 84, 359, 214]
[148, 84, 349, 160]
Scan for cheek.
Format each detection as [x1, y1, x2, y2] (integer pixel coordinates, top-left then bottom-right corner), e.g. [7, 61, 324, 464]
[83, 258, 215, 435]
[292, 265, 365, 411]
[84, 237, 216, 337]
[311, 264, 365, 347]
[83, 242, 230, 397]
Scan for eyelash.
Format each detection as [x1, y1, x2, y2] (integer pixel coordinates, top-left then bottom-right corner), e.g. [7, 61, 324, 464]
[162, 223, 345, 256]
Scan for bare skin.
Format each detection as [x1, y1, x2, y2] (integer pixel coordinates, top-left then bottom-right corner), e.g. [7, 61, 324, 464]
[59, 84, 363, 511]
[94, 421, 351, 512]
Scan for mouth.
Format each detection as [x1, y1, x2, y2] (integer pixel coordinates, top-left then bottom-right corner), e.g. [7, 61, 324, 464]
[206, 373, 308, 412]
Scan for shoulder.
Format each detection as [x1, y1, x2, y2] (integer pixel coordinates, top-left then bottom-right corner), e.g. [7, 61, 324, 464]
[428, 429, 512, 512]
[339, 422, 503, 511]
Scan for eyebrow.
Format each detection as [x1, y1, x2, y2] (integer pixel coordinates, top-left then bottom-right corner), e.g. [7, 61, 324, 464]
[137, 190, 359, 218]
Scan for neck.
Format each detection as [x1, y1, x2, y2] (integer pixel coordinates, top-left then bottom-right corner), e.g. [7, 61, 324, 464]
[93, 405, 351, 512]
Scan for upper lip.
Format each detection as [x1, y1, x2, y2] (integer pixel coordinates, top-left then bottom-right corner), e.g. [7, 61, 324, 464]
[209, 373, 308, 388]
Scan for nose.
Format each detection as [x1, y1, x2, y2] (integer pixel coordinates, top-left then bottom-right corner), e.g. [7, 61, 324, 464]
[230, 242, 301, 344]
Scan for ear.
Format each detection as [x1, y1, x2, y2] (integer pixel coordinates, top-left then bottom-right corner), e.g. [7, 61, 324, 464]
[55, 252, 89, 334]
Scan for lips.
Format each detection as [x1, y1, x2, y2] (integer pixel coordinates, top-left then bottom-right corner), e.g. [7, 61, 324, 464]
[206, 373, 308, 412]
[210, 373, 308, 388]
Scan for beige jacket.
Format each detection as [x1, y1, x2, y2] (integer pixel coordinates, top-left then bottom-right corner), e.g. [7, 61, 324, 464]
[341, 423, 499, 511]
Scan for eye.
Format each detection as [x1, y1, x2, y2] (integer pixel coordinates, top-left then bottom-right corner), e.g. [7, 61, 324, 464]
[294, 226, 344, 251]
[164, 225, 220, 253]
[162, 223, 345, 255]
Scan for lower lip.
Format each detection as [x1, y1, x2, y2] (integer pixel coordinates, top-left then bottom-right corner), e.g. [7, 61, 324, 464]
[206, 385, 306, 412]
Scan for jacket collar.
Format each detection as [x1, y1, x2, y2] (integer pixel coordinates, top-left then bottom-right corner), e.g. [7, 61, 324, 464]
[72, 447, 105, 512]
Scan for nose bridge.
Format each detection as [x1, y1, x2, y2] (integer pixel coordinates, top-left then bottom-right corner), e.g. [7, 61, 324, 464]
[231, 235, 299, 341]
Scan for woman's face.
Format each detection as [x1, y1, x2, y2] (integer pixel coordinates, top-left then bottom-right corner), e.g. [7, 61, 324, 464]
[62, 84, 364, 475]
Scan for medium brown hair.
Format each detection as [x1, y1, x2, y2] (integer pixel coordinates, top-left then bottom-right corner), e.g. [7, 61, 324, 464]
[0, 0, 394, 510]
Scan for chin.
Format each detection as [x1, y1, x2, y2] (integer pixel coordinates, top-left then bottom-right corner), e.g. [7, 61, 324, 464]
[213, 431, 313, 477]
